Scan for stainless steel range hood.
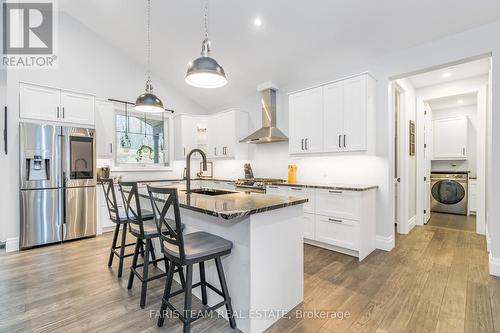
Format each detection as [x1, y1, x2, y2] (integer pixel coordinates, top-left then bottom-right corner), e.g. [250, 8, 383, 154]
[240, 84, 288, 144]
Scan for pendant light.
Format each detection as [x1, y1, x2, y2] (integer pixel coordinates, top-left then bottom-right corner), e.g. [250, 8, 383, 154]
[135, 0, 164, 113]
[185, 0, 227, 89]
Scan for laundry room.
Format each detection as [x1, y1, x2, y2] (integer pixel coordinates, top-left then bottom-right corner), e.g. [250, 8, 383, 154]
[392, 56, 491, 234]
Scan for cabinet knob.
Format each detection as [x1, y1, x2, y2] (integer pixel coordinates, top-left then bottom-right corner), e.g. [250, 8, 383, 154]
[328, 218, 343, 223]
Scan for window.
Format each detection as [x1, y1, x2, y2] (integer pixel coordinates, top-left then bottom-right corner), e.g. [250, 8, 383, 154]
[115, 109, 170, 166]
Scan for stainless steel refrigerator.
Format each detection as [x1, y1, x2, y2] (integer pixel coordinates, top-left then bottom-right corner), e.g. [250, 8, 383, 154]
[19, 122, 97, 249]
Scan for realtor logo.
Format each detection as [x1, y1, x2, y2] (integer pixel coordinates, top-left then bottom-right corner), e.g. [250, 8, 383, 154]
[1, 0, 58, 68]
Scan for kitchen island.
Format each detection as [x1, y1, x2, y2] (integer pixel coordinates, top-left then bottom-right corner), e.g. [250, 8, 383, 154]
[135, 184, 307, 333]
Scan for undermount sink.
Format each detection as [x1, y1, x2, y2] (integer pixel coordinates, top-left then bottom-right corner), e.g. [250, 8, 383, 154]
[183, 188, 237, 196]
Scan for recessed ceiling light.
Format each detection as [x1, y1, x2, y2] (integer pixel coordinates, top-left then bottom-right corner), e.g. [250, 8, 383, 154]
[457, 99, 464, 104]
[442, 71, 452, 78]
[253, 17, 262, 27]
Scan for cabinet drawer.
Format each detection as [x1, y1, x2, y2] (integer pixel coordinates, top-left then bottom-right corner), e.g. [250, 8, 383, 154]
[315, 216, 359, 250]
[287, 186, 315, 214]
[266, 185, 289, 196]
[303, 213, 315, 240]
[316, 189, 360, 220]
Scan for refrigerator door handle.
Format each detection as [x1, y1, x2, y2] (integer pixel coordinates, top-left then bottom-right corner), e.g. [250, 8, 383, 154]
[3, 106, 7, 155]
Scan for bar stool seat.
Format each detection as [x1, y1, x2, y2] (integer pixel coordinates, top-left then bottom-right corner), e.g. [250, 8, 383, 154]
[130, 219, 177, 238]
[164, 231, 232, 264]
[116, 208, 154, 222]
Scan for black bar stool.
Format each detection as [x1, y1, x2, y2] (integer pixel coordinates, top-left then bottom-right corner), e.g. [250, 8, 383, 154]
[101, 178, 148, 278]
[147, 185, 237, 333]
[120, 181, 185, 309]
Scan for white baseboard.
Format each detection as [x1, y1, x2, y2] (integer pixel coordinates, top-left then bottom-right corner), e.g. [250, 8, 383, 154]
[376, 234, 394, 251]
[408, 216, 416, 232]
[489, 253, 500, 277]
[6, 237, 19, 252]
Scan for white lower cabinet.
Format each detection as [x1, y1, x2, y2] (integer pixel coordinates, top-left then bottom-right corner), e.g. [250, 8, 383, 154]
[201, 180, 236, 191]
[96, 186, 116, 233]
[469, 179, 477, 214]
[266, 184, 376, 260]
[302, 213, 316, 240]
[315, 216, 359, 251]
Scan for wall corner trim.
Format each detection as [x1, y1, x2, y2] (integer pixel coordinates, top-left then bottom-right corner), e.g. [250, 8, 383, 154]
[489, 253, 500, 277]
[6, 237, 19, 252]
[376, 234, 394, 251]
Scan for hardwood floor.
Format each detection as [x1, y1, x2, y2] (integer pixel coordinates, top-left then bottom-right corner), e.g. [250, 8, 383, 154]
[267, 225, 500, 333]
[1, 225, 499, 333]
[427, 212, 476, 232]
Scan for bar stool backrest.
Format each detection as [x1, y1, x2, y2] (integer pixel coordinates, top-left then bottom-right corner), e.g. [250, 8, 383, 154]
[101, 178, 121, 222]
[119, 181, 145, 237]
[147, 186, 185, 263]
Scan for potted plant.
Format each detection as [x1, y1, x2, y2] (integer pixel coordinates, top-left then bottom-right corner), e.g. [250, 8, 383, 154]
[120, 134, 131, 152]
[136, 145, 153, 162]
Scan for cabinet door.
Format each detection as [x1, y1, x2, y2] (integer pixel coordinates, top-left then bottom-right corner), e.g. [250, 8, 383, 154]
[218, 112, 236, 158]
[207, 115, 221, 158]
[287, 186, 315, 214]
[19, 83, 60, 121]
[315, 216, 359, 250]
[303, 213, 315, 240]
[95, 101, 115, 157]
[303, 87, 324, 153]
[432, 117, 467, 160]
[315, 189, 361, 220]
[289, 92, 307, 154]
[343, 76, 367, 152]
[60, 91, 95, 125]
[323, 82, 344, 152]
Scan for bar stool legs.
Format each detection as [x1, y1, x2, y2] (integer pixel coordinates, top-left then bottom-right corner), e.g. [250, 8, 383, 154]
[108, 223, 136, 278]
[215, 257, 237, 329]
[108, 223, 120, 267]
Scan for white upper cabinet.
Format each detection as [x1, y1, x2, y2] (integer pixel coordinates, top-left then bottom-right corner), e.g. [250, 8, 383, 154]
[95, 100, 115, 157]
[19, 84, 60, 121]
[20, 83, 95, 126]
[174, 115, 207, 160]
[289, 87, 323, 154]
[175, 109, 248, 160]
[432, 116, 468, 160]
[323, 81, 344, 152]
[289, 73, 376, 155]
[60, 90, 95, 125]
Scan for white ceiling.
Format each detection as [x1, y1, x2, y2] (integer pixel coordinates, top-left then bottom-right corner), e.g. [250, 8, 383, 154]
[60, 0, 500, 111]
[428, 92, 477, 110]
[407, 58, 491, 89]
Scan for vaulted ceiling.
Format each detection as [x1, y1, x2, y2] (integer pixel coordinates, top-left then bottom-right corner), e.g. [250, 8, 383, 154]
[60, 0, 500, 111]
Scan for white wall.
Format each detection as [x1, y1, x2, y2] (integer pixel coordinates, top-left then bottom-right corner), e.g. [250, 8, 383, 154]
[431, 105, 478, 177]
[2, 13, 208, 245]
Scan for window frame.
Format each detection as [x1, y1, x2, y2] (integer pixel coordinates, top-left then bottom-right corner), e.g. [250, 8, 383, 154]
[113, 106, 174, 170]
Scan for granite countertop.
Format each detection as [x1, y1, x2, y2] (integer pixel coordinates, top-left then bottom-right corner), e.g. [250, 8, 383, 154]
[136, 185, 308, 220]
[269, 181, 378, 191]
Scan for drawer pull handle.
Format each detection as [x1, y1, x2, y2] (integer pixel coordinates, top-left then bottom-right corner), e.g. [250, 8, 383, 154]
[226, 182, 233, 185]
[328, 218, 343, 223]
[329, 190, 342, 194]
[291, 187, 303, 191]
[268, 186, 278, 189]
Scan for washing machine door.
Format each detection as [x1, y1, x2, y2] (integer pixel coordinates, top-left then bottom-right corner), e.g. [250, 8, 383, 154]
[431, 180, 465, 204]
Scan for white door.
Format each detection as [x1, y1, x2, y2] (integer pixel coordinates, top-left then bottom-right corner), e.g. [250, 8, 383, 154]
[60, 90, 95, 125]
[302, 87, 324, 153]
[394, 86, 402, 230]
[323, 81, 344, 152]
[95, 100, 115, 157]
[19, 83, 60, 121]
[217, 111, 235, 157]
[289, 92, 307, 154]
[343, 76, 367, 152]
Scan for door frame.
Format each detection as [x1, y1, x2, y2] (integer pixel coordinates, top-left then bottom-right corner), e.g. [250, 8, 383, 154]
[392, 82, 410, 234]
[416, 86, 488, 234]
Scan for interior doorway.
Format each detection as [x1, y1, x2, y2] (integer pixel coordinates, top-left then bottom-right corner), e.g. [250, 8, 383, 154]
[391, 55, 491, 236]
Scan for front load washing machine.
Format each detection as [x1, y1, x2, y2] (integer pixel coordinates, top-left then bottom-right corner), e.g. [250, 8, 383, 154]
[430, 172, 468, 215]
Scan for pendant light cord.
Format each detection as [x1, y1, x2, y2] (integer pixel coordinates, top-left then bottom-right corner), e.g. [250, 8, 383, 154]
[146, 0, 152, 90]
[204, 0, 209, 40]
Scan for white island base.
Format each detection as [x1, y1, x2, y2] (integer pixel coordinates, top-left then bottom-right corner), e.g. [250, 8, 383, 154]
[142, 196, 305, 333]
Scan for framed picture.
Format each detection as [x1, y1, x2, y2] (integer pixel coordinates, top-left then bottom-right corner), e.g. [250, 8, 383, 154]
[409, 120, 416, 156]
[198, 161, 213, 179]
